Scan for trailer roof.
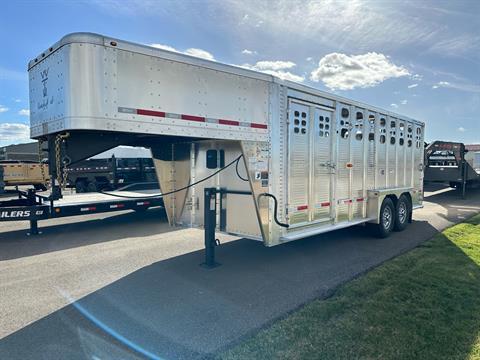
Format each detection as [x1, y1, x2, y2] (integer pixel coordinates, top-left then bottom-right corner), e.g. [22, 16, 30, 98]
[29, 32, 423, 126]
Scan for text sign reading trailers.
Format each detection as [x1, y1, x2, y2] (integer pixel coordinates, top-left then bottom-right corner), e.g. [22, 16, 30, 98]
[0, 206, 49, 220]
[28, 33, 425, 246]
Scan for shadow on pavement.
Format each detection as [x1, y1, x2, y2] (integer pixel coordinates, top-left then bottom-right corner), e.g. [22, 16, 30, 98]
[0, 219, 444, 360]
[0, 208, 168, 261]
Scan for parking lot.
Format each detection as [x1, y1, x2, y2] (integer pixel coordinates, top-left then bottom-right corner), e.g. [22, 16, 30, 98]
[1, 184, 480, 359]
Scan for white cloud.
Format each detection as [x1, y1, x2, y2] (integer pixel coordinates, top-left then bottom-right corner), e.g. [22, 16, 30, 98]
[411, 74, 423, 81]
[254, 60, 296, 71]
[458, 126, 466, 132]
[408, 83, 418, 89]
[184, 48, 215, 61]
[241, 49, 257, 55]
[431, 80, 480, 93]
[0, 105, 9, 113]
[0, 123, 30, 146]
[390, 103, 399, 109]
[310, 52, 409, 90]
[431, 81, 451, 89]
[401, 99, 408, 105]
[18, 109, 30, 116]
[240, 61, 304, 82]
[149, 43, 215, 61]
[150, 43, 177, 52]
[306, 57, 313, 61]
[14, 99, 21, 103]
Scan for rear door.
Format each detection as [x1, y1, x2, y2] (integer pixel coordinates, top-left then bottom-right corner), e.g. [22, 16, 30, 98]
[287, 99, 334, 226]
[311, 106, 334, 222]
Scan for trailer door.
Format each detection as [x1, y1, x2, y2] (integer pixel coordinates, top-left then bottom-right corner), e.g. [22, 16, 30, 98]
[311, 107, 334, 222]
[287, 100, 334, 226]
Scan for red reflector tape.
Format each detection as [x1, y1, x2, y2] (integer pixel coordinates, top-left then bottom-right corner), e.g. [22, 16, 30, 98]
[344, 199, 353, 204]
[137, 109, 165, 117]
[219, 119, 240, 126]
[80, 207, 96, 212]
[181, 114, 205, 122]
[356, 198, 364, 202]
[297, 205, 308, 211]
[136, 201, 150, 206]
[321, 202, 331, 207]
[250, 123, 268, 129]
[109, 204, 125, 209]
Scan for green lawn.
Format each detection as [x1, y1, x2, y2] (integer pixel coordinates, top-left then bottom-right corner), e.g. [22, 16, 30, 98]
[221, 214, 480, 360]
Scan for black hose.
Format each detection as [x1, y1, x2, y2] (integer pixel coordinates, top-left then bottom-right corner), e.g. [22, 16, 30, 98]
[99, 154, 243, 199]
[258, 193, 289, 228]
[235, 156, 249, 182]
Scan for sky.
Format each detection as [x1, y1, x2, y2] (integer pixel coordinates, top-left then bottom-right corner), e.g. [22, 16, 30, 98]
[0, 0, 479, 146]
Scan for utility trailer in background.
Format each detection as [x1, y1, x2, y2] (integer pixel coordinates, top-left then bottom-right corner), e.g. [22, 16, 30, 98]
[27, 33, 425, 264]
[424, 141, 480, 198]
[66, 146, 157, 192]
[0, 188, 163, 234]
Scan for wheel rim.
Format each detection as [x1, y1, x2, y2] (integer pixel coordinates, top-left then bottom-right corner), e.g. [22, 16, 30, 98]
[398, 202, 407, 224]
[383, 206, 392, 229]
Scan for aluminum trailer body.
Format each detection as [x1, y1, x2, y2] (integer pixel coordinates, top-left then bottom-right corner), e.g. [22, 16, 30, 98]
[28, 33, 425, 247]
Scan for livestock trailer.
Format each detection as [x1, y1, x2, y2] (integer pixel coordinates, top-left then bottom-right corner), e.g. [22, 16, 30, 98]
[28, 33, 425, 250]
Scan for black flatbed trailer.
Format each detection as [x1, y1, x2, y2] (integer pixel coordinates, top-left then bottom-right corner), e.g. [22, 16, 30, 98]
[0, 188, 163, 235]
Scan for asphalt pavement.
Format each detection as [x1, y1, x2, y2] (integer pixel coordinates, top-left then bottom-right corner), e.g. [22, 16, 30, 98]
[0, 184, 479, 359]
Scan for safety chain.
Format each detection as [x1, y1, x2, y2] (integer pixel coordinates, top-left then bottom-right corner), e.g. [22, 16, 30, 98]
[38, 139, 47, 187]
[54, 132, 70, 189]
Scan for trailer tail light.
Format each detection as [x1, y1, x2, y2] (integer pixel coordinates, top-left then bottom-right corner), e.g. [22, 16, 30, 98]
[297, 205, 308, 211]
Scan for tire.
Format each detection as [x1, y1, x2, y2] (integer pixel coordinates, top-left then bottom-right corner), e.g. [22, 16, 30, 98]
[34, 184, 47, 191]
[450, 182, 460, 189]
[372, 198, 395, 238]
[75, 180, 87, 193]
[394, 195, 410, 232]
[87, 182, 98, 192]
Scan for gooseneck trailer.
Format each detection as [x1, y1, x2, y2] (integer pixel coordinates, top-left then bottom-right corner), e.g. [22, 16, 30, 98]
[6, 33, 426, 264]
[424, 141, 480, 198]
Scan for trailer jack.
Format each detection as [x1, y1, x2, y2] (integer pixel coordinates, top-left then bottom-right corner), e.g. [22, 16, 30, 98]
[201, 187, 252, 269]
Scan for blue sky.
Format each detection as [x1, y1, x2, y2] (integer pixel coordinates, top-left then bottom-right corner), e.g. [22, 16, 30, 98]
[0, 0, 479, 146]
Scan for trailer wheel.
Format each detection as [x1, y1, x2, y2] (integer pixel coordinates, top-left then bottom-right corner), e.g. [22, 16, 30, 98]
[394, 195, 410, 232]
[34, 184, 47, 191]
[87, 182, 98, 192]
[75, 180, 87, 193]
[372, 198, 395, 238]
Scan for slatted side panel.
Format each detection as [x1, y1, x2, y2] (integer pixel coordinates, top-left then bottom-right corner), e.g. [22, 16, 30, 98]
[397, 121, 407, 187]
[287, 102, 310, 224]
[405, 123, 414, 187]
[336, 104, 351, 222]
[376, 114, 388, 189]
[387, 117, 397, 187]
[414, 124, 424, 191]
[366, 113, 376, 190]
[312, 107, 333, 221]
[351, 108, 365, 218]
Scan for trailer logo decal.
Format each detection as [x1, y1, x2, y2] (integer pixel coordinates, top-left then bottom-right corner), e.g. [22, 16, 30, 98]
[40, 68, 49, 97]
[118, 107, 268, 130]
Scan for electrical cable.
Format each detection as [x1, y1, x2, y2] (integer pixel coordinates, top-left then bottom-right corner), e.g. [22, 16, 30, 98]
[98, 154, 243, 199]
[258, 193, 290, 228]
[235, 156, 249, 182]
